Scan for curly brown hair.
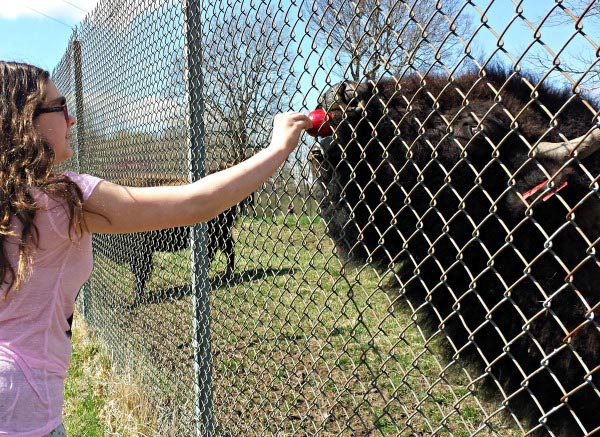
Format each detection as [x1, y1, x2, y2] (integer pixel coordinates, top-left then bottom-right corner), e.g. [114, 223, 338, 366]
[0, 61, 85, 295]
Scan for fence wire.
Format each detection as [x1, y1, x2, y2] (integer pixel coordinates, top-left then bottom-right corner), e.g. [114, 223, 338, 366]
[53, 0, 599, 435]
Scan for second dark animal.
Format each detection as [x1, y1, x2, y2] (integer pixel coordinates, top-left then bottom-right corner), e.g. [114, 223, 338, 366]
[96, 164, 249, 304]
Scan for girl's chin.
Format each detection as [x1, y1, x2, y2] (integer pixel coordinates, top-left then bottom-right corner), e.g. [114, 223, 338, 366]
[53, 149, 73, 165]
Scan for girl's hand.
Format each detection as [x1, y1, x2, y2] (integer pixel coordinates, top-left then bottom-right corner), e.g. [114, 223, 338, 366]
[269, 112, 313, 153]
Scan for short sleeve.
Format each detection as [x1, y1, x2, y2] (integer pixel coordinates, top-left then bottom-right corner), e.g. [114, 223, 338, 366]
[62, 171, 104, 201]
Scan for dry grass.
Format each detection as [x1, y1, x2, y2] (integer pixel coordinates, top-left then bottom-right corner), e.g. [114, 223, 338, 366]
[66, 315, 182, 436]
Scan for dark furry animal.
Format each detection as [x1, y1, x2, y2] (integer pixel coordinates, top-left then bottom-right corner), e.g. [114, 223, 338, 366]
[308, 69, 599, 435]
[104, 206, 238, 302]
[97, 164, 249, 304]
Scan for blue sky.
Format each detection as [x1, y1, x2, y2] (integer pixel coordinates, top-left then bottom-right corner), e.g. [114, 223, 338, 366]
[1, 1, 596, 73]
[1, 0, 596, 93]
[0, 1, 96, 71]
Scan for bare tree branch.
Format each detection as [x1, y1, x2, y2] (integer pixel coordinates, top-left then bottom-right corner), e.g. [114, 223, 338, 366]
[526, 0, 600, 94]
[196, 7, 294, 162]
[304, 0, 473, 81]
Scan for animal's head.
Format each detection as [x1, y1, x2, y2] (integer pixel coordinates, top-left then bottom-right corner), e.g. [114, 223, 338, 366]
[308, 70, 599, 266]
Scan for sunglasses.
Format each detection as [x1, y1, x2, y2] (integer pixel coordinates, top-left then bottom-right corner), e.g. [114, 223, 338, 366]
[35, 103, 69, 123]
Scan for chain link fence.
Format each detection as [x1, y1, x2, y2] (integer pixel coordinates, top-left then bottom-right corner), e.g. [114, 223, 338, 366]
[53, 0, 599, 434]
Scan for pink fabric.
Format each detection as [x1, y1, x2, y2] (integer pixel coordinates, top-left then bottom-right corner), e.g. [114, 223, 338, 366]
[0, 172, 102, 436]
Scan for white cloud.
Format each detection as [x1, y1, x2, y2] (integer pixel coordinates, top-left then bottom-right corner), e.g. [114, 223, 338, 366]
[0, 0, 99, 22]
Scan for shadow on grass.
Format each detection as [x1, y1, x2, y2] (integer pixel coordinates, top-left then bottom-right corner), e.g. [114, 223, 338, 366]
[129, 266, 294, 307]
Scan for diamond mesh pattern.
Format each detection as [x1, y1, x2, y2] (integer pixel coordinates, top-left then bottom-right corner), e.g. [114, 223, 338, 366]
[53, 0, 599, 434]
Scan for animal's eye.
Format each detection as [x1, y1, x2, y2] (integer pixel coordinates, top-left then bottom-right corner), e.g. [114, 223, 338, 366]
[469, 124, 482, 136]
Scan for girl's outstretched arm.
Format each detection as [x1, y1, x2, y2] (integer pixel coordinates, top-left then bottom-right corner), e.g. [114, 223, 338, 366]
[82, 112, 311, 234]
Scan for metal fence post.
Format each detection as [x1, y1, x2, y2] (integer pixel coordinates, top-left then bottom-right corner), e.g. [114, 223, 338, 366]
[72, 34, 90, 320]
[72, 39, 84, 173]
[184, 0, 213, 435]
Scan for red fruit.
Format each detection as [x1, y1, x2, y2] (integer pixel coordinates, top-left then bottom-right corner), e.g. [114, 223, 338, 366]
[306, 109, 332, 137]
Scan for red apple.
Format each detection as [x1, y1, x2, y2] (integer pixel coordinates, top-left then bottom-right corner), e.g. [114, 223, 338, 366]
[306, 109, 332, 137]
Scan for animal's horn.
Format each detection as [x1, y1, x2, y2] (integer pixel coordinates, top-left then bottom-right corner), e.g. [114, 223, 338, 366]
[535, 126, 600, 160]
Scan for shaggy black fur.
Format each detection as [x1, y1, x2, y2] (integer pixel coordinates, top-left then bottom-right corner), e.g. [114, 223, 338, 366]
[308, 68, 599, 435]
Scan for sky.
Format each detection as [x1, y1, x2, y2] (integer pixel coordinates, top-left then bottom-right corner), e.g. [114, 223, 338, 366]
[0, 0, 597, 96]
[1, 1, 596, 77]
[0, 0, 98, 71]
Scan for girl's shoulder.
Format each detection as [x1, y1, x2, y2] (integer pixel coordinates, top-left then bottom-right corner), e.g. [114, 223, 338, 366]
[61, 171, 104, 201]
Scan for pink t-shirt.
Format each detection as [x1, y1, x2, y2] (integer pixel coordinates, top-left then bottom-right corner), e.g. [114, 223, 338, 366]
[0, 172, 102, 436]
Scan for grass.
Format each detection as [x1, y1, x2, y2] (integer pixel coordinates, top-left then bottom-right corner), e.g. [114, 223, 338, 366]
[64, 315, 174, 436]
[64, 316, 107, 436]
[65, 213, 523, 435]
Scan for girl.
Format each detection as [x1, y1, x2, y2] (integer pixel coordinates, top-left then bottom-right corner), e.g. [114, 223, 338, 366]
[0, 61, 311, 436]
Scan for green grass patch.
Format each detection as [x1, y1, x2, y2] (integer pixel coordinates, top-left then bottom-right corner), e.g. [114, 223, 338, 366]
[69, 214, 521, 435]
